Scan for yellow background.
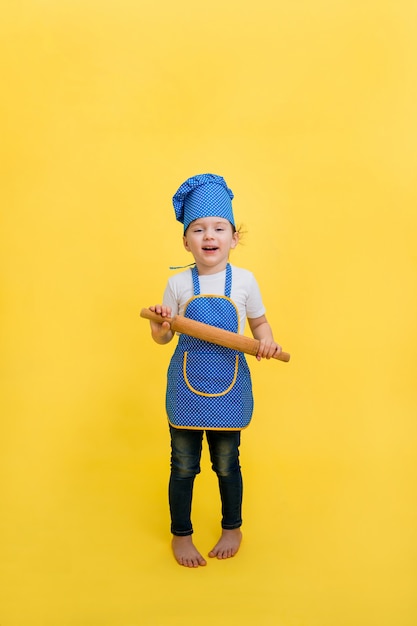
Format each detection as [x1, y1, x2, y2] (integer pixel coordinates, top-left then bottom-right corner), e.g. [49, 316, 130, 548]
[1, 1, 416, 625]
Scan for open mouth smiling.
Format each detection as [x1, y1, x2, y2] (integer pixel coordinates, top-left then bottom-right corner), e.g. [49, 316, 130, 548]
[202, 246, 218, 251]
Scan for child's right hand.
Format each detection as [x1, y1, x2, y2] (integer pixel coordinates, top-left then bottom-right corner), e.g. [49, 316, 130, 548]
[149, 305, 174, 344]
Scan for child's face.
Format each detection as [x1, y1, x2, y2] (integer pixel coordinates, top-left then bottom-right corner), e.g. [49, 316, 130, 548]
[183, 216, 238, 274]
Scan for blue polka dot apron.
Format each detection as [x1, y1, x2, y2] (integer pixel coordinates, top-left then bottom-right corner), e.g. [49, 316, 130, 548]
[166, 264, 254, 430]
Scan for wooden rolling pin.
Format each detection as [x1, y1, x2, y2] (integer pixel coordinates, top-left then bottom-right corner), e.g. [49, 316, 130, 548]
[140, 308, 290, 362]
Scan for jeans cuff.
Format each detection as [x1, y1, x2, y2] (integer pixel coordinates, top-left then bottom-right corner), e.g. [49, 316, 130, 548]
[221, 522, 242, 530]
[171, 529, 193, 537]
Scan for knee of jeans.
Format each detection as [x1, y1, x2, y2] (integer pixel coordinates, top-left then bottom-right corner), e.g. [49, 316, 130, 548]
[211, 456, 240, 477]
[171, 456, 201, 479]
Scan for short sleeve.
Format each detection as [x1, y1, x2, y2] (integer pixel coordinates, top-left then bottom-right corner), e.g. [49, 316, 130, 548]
[246, 272, 266, 320]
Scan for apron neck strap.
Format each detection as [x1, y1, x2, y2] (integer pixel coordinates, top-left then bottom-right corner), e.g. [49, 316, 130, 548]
[191, 263, 232, 297]
[191, 265, 200, 295]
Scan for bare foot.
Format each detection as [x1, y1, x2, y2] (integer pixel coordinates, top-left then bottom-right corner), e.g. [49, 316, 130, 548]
[172, 535, 207, 568]
[208, 528, 242, 559]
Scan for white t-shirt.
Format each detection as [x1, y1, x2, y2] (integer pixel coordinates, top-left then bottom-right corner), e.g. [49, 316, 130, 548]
[163, 265, 266, 334]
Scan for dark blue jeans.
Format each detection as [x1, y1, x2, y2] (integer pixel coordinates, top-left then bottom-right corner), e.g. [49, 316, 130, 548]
[169, 425, 243, 536]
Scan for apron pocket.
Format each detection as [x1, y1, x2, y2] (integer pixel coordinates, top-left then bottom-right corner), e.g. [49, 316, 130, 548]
[183, 351, 239, 396]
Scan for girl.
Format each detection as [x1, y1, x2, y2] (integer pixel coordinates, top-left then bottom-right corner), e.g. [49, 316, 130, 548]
[149, 173, 282, 567]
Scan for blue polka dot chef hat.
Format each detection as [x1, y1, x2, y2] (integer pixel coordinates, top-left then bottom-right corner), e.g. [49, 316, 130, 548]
[172, 173, 235, 233]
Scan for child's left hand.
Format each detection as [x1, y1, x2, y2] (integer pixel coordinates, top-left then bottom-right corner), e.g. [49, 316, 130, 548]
[255, 339, 282, 361]
[248, 314, 282, 361]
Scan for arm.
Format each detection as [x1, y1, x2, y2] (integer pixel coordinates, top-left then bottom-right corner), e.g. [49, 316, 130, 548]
[148, 304, 175, 345]
[248, 315, 282, 361]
